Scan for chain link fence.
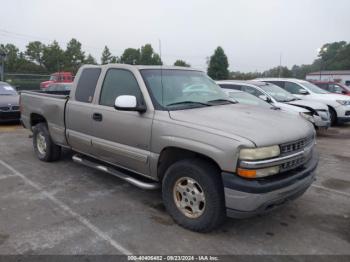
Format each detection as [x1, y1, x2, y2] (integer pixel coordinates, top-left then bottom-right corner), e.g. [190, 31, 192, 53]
[4, 73, 50, 91]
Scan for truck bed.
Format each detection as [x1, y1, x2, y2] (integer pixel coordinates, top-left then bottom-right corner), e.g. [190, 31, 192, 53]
[20, 90, 70, 147]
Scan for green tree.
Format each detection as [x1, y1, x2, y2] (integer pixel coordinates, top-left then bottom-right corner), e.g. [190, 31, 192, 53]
[0, 43, 20, 72]
[42, 41, 65, 73]
[317, 41, 350, 70]
[207, 46, 229, 80]
[64, 38, 85, 73]
[229, 71, 262, 80]
[263, 66, 292, 78]
[120, 48, 140, 65]
[85, 54, 97, 65]
[101, 46, 112, 64]
[174, 60, 190, 67]
[25, 41, 45, 67]
[110, 55, 119, 63]
[139, 44, 162, 65]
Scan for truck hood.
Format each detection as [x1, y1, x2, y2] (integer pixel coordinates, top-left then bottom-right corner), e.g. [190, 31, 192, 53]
[286, 99, 328, 111]
[0, 95, 19, 106]
[169, 104, 314, 147]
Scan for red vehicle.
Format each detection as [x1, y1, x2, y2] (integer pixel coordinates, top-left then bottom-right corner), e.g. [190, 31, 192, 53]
[311, 81, 350, 96]
[40, 72, 74, 89]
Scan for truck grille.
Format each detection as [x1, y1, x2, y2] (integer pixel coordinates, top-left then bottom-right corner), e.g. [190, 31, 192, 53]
[280, 135, 314, 155]
[279, 135, 315, 172]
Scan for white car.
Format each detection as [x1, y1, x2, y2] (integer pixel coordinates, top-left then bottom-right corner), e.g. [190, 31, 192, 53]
[217, 80, 330, 129]
[256, 78, 350, 125]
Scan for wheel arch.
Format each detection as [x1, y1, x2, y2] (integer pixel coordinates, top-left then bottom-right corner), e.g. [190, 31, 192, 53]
[30, 113, 47, 129]
[157, 146, 222, 182]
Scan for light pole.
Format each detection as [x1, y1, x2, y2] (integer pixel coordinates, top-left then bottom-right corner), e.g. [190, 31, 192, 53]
[0, 50, 6, 82]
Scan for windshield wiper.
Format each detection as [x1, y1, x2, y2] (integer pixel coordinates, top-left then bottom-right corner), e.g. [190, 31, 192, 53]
[207, 99, 237, 105]
[166, 101, 212, 107]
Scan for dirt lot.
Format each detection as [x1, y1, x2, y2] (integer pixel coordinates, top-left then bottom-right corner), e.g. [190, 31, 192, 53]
[0, 124, 349, 255]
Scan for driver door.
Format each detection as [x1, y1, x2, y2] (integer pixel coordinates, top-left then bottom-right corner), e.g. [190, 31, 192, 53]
[90, 69, 153, 176]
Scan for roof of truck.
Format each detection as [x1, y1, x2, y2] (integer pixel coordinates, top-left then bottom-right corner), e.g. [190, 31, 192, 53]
[216, 80, 270, 86]
[85, 64, 201, 71]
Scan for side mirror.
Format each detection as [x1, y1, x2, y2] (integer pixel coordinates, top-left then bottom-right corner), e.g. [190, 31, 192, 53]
[114, 95, 146, 113]
[299, 89, 309, 95]
[259, 95, 272, 103]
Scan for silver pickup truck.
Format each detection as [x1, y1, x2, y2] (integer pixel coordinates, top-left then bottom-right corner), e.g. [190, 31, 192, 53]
[21, 64, 318, 232]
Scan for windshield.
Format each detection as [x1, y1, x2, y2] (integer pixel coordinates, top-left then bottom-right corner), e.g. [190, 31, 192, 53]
[300, 81, 329, 94]
[225, 91, 271, 108]
[140, 69, 230, 110]
[0, 84, 17, 95]
[258, 83, 297, 102]
[49, 75, 58, 81]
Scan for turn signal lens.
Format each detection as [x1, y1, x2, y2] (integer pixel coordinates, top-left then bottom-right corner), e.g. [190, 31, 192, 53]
[237, 168, 256, 178]
[237, 166, 280, 179]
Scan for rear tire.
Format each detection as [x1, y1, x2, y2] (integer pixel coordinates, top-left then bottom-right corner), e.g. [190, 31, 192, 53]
[33, 123, 61, 162]
[329, 107, 337, 126]
[162, 159, 225, 232]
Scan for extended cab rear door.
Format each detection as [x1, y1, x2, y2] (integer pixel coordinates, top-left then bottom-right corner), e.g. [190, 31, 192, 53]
[66, 67, 101, 154]
[89, 67, 153, 176]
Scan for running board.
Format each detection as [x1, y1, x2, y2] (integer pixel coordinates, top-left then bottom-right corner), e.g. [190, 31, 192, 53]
[72, 154, 160, 190]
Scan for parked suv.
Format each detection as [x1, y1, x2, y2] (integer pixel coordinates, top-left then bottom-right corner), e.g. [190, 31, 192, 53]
[310, 81, 350, 96]
[256, 78, 350, 125]
[217, 80, 330, 129]
[21, 65, 318, 232]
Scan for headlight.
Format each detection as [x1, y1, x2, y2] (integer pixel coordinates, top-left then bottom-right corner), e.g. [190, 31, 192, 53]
[299, 112, 315, 123]
[239, 145, 280, 160]
[336, 100, 350, 105]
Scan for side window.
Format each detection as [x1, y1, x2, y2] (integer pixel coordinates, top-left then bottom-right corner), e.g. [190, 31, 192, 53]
[284, 82, 304, 94]
[218, 84, 241, 90]
[100, 69, 142, 107]
[75, 68, 101, 103]
[329, 84, 343, 94]
[316, 83, 328, 90]
[241, 85, 264, 97]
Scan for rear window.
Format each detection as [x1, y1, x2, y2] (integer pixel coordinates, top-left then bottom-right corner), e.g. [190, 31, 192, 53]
[218, 84, 242, 90]
[75, 68, 101, 103]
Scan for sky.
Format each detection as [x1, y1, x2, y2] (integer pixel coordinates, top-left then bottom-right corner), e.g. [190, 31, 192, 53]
[1, 0, 350, 72]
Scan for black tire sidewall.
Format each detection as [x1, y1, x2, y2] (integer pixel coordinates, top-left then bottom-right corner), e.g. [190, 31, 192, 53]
[33, 123, 52, 161]
[329, 108, 337, 126]
[162, 159, 225, 232]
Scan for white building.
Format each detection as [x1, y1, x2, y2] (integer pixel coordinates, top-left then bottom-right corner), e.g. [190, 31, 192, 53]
[306, 70, 350, 86]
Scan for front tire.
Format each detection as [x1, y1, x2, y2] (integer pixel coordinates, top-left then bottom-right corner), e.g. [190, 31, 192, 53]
[162, 159, 225, 232]
[33, 123, 61, 162]
[329, 107, 337, 126]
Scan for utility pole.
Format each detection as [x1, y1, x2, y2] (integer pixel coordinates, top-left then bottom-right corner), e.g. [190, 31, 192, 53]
[0, 50, 6, 81]
[278, 52, 282, 78]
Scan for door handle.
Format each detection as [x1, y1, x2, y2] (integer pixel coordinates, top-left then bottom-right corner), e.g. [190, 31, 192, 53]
[92, 113, 103, 121]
